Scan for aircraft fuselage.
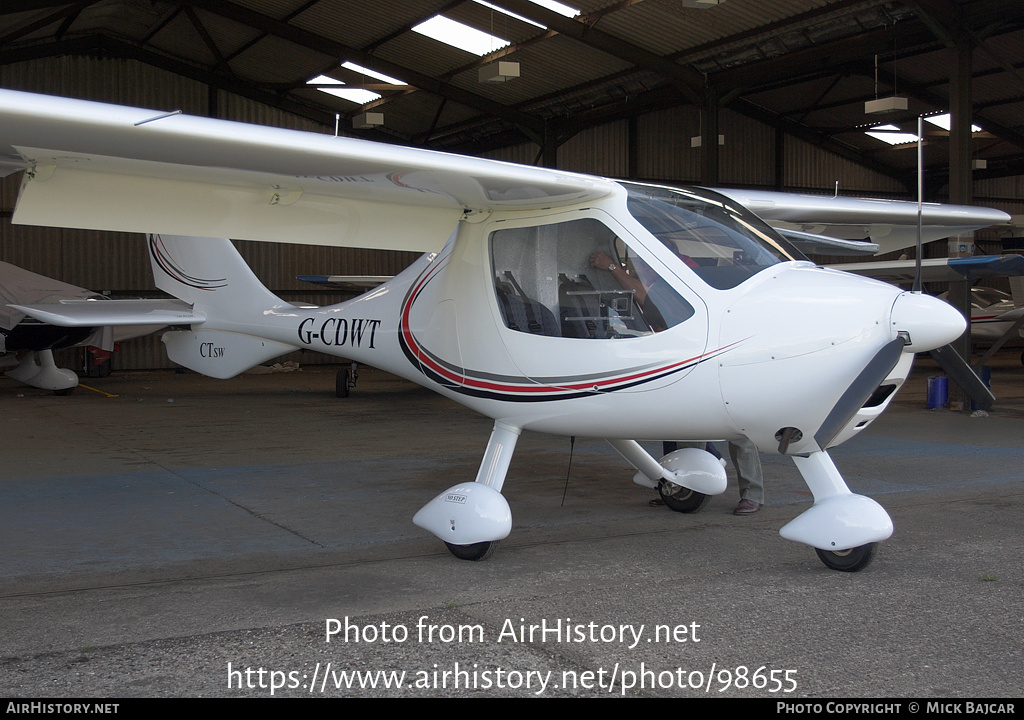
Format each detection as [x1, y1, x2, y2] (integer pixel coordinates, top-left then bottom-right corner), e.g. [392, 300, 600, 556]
[179, 182, 960, 458]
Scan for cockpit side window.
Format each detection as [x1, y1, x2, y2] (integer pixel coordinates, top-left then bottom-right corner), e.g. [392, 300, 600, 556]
[490, 217, 694, 339]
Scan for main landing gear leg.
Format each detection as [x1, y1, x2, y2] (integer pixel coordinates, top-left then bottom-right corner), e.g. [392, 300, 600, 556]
[413, 421, 520, 561]
[783, 450, 892, 572]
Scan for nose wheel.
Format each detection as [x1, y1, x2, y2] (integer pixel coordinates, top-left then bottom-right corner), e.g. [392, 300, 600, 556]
[814, 542, 877, 572]
[657, 481, 711, 513]
[445, 541, 497, 561]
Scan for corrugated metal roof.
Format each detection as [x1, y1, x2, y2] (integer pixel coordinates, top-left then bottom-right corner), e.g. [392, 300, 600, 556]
[1, 0, 1023, 181]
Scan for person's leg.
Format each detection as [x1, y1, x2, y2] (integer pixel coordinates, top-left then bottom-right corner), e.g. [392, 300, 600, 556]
[730, 438, 763, 514]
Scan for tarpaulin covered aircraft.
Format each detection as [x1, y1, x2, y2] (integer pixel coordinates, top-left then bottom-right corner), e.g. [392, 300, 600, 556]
[1, 89, 1007, 570]
[0, 260, 170, 392]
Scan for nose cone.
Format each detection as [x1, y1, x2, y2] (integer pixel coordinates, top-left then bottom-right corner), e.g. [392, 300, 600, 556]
[890, 292, 966, 352]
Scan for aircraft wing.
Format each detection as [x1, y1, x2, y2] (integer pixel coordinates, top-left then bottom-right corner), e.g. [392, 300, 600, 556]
[10, 298, 203, 327]
[833, 255, 1024, 284]
[0, 89, 614, 253]
[774, 228, 879, 256]
[715, 188, 1011, 255]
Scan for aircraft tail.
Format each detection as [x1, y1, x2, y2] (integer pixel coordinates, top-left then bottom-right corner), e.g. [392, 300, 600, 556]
[148, 234, 282, 312]
[147, 234, 299, 378]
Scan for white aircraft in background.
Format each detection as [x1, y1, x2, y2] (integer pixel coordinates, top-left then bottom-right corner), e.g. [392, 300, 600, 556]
[953, 286, 1024, 345]
[0, 89, 1008, 571]
[0, 260, 170, 393]
[834, 255, 1024, 364]
[716, 187, 1010, 256]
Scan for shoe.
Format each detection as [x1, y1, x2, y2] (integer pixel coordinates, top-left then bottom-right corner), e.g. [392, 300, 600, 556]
[649, 497, 666, 507]
[733, 498, 761, 515]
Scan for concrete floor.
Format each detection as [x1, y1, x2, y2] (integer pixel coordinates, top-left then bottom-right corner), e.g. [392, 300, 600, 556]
[0, 352, 1021, 698]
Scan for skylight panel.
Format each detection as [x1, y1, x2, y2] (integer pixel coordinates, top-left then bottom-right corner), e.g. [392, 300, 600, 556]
[471, 0, 580, 26]
[864, 114, 985, 146]
[412, 15, 510, 56]
[340, 62, 404, 85]
[309, 74, 342, 86]
[474, 0, 546, 29]
[529, 0, 580, 17]
[924, 113, 982, 133]
[307, 74, 380, 105]
[865, 124, 919, 145]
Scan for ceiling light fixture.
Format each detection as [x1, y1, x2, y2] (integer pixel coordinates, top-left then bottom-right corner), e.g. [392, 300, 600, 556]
[352, 112, 384, 129]
[479, 61, 520, 82]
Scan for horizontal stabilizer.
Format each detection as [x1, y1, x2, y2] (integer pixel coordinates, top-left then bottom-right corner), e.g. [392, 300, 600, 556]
[297, 275, 391, 291]
[10, 298, 202, 327]
[162, 329, 298, 379]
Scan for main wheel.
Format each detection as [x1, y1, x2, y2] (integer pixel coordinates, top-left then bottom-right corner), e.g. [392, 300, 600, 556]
[815, 542, 878, 572]
[658, 483, 711, 513]
[445, 541, 496, 561]
[336, 368, 350, 398]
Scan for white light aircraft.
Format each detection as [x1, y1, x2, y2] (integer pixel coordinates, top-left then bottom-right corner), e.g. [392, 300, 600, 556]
[716, 188, 1009, 256]
[0, 260, 171, 393]
[953, 286, 1024, 345]
[0, 89, 1008, 571]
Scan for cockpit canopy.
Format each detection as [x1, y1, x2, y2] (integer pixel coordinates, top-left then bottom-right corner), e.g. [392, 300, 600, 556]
[488, 183, 803, 341]
[623, 183, 803, 290]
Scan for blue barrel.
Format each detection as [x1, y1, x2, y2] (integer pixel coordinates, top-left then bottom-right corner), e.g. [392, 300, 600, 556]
[927, 375, 948, 409]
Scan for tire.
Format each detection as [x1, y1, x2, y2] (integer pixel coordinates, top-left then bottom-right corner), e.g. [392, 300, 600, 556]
[815, 542, 878, 572]
[336, 368, 350, 398]
[658, 483, 711, 513]
[53, 387, 75, 396]
[444, 541, 496, 561]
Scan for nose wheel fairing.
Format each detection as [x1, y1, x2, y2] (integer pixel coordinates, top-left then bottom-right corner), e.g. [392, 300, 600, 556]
[782, 451, 893, 555]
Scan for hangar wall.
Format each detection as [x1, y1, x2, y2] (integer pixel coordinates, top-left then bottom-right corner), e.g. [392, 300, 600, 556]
[2, 56, 1022, 372]
[485, 105, 912, 195]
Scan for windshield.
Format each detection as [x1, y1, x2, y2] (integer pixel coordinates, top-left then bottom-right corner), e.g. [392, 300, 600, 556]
[623, 183, 803, 290]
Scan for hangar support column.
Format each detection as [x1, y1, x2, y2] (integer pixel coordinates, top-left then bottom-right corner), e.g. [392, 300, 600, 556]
[701, 83, 719, 187]
[946, 40, 975, 411]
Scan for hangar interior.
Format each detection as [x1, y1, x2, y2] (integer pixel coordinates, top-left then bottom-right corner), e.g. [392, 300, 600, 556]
[3, 3, 1024, 697]
[2, 0, 1024, 372]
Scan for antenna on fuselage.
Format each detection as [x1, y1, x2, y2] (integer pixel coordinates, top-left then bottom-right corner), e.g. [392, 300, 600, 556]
[560, 436, 576, 507]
